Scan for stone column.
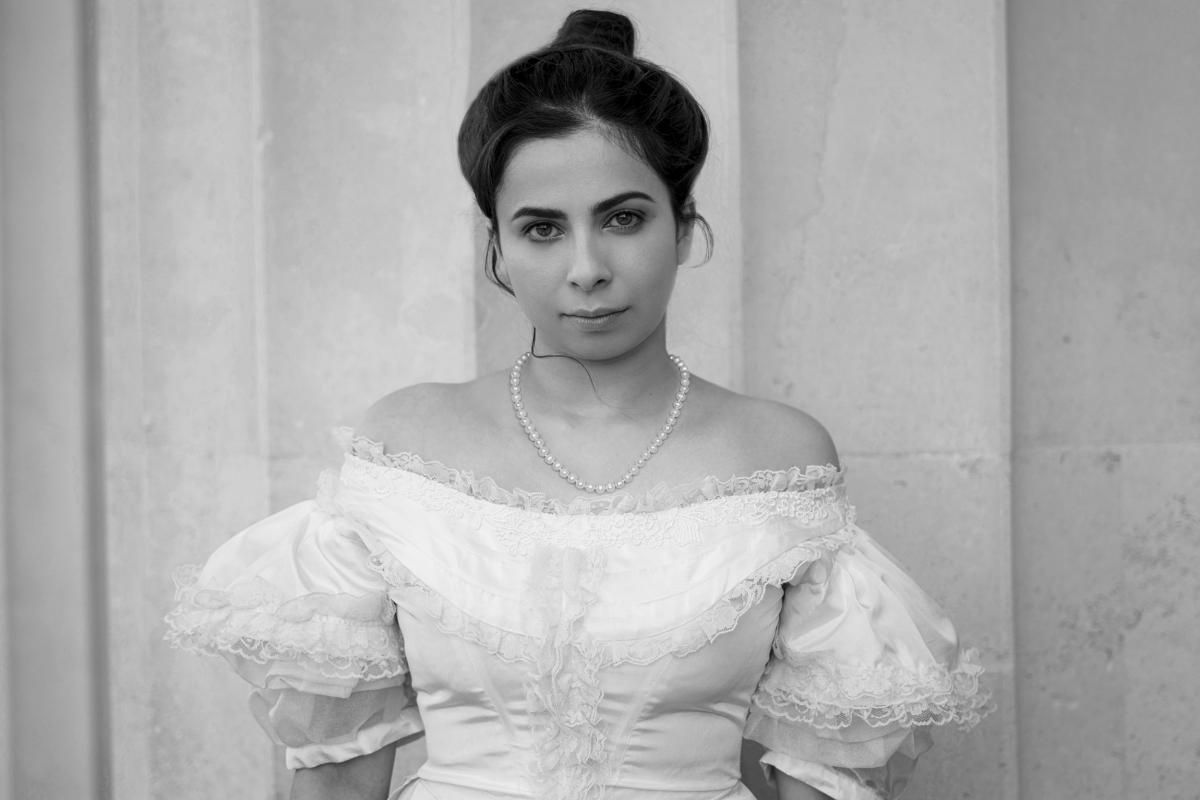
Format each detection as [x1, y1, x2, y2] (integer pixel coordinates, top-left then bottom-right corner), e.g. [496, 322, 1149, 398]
[97, 2, 274, 798]
[1, 0, 105, 798]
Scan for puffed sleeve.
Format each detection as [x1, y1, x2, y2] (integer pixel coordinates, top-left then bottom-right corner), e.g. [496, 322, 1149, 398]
[164, 472, 423, 769]
[743, 524, 990, 799]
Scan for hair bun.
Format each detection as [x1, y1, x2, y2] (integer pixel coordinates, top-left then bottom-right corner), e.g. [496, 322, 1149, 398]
[551, 9, 636, 57]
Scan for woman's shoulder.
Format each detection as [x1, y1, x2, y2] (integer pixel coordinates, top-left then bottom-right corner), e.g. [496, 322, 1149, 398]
[356, 372, 510, 459]
[691, 378, 840, 472]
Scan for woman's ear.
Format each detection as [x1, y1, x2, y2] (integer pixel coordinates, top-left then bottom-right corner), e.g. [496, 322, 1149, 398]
[487, 228, 513, 292]
[496, 258, 511, 289]
[675, 199, 696, 267]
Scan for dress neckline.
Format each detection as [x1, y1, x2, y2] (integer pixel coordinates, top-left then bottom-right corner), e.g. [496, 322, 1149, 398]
[335, 426, 845, 516]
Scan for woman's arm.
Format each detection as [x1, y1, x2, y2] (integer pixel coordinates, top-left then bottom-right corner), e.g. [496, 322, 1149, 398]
[290, 744, 397, 800]
[777, 771, 835, 800]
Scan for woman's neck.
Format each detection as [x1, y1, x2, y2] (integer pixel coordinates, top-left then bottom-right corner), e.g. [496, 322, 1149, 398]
[518, 330, 680, 423]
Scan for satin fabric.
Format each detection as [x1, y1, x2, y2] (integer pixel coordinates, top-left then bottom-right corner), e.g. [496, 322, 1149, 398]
[166, 433, 988, 800]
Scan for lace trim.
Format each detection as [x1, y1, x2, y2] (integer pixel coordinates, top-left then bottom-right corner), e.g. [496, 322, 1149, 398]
[599, 528, 856, 665]
[366, 551, 540, 663]
[523, 546, 609, 800]
[337, 455, 853, 554]
[751, 648, 993, 731]
[335, 426, 843, 516]
[164, 564, 408, 683]
[362, 531, 854, 667]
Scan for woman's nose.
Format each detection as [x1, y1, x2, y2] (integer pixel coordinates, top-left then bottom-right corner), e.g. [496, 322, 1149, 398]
[566, 235, 611, 290]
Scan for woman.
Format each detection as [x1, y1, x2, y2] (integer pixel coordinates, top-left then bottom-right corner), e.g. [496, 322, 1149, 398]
[167, 10, 989, 800]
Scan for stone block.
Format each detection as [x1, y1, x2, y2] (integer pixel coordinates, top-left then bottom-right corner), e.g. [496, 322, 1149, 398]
[1013, 446, 1129, 800]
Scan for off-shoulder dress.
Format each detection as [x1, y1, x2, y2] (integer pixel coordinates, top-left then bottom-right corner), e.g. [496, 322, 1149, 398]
[166, 429, 989, 800]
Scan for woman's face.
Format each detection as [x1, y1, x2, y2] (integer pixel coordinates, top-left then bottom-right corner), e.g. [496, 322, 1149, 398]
[494, 128, 690, 362]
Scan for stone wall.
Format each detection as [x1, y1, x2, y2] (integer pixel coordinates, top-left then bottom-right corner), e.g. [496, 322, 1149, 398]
[1009, 1, 1200, 798]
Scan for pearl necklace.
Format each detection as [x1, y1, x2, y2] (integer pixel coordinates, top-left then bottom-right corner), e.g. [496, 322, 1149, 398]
[509, 352, 690, 494]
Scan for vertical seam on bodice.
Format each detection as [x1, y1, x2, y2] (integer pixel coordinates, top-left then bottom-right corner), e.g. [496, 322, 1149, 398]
[604, 656, 674, 788]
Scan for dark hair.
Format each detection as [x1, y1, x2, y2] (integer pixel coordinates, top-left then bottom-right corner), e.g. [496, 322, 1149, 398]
[458, 9, 711, 293]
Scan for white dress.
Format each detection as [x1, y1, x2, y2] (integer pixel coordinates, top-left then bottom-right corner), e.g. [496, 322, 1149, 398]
[166, 429, 990, 800]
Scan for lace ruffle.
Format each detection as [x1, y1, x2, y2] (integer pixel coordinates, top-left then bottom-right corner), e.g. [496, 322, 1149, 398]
[337, 454, 853, 557]
[523, 546, 609, 800]
[366, 551, 540, 663]
[335, 426, 843, 516]
[363, 532, 853, 667]
[752, 648, 992, 731]
[600, 528, 856, 665]
[165, 564, 407, 683]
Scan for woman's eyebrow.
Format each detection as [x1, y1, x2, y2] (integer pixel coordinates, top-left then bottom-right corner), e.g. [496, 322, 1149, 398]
[509, 191, 656, 222]
[510, 206, 566, 222]
[592, 190, 655, 215]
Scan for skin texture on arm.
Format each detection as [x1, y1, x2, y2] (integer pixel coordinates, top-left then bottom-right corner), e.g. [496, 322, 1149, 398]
[290, 745, 397, 800]
[778, 772, 835, 800]
[740, 741, 835, 800]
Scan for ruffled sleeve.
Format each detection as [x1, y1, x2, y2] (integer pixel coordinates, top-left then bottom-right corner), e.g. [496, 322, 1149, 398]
[164, 473, 423, 769]
[743, 523, 990, 799]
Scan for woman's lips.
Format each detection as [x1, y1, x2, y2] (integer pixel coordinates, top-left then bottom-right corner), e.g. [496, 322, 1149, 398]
[562, 308, 627, 331]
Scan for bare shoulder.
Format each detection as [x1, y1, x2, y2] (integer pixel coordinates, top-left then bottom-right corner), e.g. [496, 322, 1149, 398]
[356, 375, 503, 457]
[743, 395, 840, 469]
[357, 382, 456, 454]
[693, 379, 839, 471]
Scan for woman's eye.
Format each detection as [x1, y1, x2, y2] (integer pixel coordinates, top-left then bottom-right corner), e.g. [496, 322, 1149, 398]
[606, 211, 642, 230]
[525, 222, 562, 241]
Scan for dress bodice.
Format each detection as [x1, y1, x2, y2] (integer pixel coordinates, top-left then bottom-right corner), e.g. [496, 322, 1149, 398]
[166, 430, 990, 800]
